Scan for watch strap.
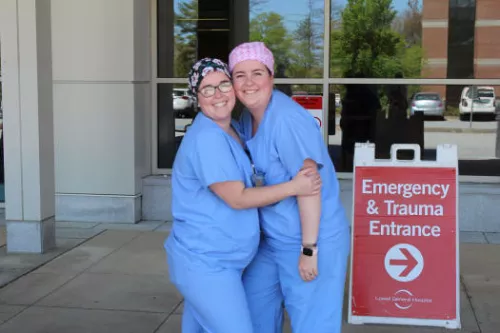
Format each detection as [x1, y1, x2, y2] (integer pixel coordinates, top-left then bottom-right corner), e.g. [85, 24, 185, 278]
[301, 245, 318, 256]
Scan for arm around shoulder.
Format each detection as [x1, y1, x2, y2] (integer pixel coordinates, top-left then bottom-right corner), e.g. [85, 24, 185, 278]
[210, 180, 296, 210]
[209, 166, 321, 210]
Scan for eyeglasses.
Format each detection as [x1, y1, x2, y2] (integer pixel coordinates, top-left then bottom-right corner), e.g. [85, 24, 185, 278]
[199, 81, 233, 98]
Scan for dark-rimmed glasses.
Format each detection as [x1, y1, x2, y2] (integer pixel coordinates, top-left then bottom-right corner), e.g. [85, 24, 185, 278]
[199, 80, 233, 98]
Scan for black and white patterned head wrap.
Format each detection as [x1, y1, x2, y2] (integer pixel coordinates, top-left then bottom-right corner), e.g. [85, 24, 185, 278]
[188, 58, 232, 95]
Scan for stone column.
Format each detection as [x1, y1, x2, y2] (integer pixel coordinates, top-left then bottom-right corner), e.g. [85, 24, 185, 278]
[51, 0, 151, 223]
[0, 0, 56, 253]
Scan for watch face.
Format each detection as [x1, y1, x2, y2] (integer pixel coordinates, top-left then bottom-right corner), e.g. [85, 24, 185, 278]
[302, 247, 313, 256]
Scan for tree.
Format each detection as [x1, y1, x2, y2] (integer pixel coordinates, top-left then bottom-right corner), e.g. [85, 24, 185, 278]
[249, 12, 293, 70]
[174, 0, 198, 78]
[393, 0, 422, 46]
[402, 0, 422, 46]
[335, 0, 403, 78]
[289, 0, 324, 78]
[250, 0, 270, 14]
[331, 1, 343, 28]
[392, 0, 425, 80]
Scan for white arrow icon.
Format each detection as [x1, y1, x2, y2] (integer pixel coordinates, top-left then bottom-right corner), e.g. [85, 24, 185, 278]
[384, 244, 424, 282]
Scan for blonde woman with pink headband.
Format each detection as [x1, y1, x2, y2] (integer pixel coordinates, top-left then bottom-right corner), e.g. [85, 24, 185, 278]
[228, 42, 351, 333]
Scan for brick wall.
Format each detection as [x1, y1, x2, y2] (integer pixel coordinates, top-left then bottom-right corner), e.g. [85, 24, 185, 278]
[475, 66, 500, 80]
[475, 0, 500, 80]
[420, 85, 447, 99]
[421, 0, 500, 101]
[422, 28, 449, 60]
[421, 0, 449, 80]
[476, 0, 500, 20]
[475, 26, 500, 59]
[422, 65, 447, 79]
[422, 0, 449, 20]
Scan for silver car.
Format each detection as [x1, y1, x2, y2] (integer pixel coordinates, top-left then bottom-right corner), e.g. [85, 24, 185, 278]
[410, 92, 445, 119]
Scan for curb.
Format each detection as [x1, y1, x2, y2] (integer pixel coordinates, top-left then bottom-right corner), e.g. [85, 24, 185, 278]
[176, 124, 497, 134]
[333, 125, 497, 134]
[424, 128, 497, 134]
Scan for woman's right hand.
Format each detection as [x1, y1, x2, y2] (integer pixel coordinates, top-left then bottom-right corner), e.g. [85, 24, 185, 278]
[291, 167, 321, 196]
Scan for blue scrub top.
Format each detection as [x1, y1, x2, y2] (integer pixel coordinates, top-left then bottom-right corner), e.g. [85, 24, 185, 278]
[238, 90, 349, 249]
[165, 112, 260, 269]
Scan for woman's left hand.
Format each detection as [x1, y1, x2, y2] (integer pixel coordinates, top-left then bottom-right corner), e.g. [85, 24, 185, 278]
[299, 254, 318, 282]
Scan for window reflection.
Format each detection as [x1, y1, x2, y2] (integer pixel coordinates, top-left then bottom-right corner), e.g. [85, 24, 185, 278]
[166, 0, 327, 79]
[249, 0, 325, 78]
[173, 86, 196, 119]
[330, 0, 424, 79]
[161, 0, 500, 81]
[158, 83, 198, 168]
[330, 0, 499, 80]
[171, 0, 232, 78]
[447, 0, 476, 83]
[173, 0, 198, 78]
[329, 84, 499, 176]
[157, 1, 500, 171]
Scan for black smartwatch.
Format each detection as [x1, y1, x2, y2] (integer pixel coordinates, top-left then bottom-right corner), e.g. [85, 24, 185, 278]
[301, 243, 318, 256]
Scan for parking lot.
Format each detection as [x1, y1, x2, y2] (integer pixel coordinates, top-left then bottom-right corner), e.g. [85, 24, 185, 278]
[175, 116, 498, 160]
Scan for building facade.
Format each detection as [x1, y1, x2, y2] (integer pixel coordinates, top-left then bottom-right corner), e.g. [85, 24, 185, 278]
[0, 0, 499, 253]
[422, 0, 500, 105]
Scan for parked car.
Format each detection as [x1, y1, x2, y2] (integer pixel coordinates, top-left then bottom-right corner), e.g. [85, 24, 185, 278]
[459, 86, 496, 121]
[173, 88, 196, 118]
[335, 93, 341, 108]
[410, 92, 445, 119]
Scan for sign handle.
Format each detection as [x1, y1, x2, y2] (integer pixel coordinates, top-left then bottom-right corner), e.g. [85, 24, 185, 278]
[390, 144, 421, 162]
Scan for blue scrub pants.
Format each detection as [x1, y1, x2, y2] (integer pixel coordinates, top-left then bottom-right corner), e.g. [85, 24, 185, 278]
[167, 253, 253, 333]
[242, 235, 350, 333]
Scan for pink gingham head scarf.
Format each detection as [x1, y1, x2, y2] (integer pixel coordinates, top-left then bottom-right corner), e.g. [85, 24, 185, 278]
[229, 42, 275, 75]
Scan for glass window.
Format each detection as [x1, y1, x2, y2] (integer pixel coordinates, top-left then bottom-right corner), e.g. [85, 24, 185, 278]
[330, 83, 499, 176]
[160, 82, 326, 168]
[156, 1, 499, 172]
[157, 83, 194, 168]
[250, 0, 325, 78]
[330, 0, 425, 79]
[329, 0, 499, 80]
[159, 0, 232, 78]
[447, 0, 476, 80]
[158, 0, 326, 79]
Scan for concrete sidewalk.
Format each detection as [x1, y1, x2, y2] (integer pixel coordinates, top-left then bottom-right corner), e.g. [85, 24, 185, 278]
[0, 225, 498, 333]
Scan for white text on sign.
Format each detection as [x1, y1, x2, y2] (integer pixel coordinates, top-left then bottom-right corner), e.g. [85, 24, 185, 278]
[384, 200, 443, 216]
[369, 220, 441, 237]
[362, 179, 450, 199]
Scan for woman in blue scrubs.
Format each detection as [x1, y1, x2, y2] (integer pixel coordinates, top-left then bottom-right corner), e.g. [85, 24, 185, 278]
[164, 58, 321, 333]
[228, 42, 351, 333]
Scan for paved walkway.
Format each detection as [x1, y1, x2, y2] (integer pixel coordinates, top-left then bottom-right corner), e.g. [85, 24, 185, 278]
[0, 227, 5, 248]
[0, 221, 498, 332]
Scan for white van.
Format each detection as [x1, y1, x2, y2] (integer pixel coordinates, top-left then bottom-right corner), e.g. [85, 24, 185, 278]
[459, 86, 496, 120]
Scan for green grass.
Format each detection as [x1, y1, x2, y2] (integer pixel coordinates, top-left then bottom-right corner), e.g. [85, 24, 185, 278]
[445, 106, 460, 117]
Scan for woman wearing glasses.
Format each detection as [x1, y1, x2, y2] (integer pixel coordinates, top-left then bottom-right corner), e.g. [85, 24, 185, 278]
[164, 58, 321, 333]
